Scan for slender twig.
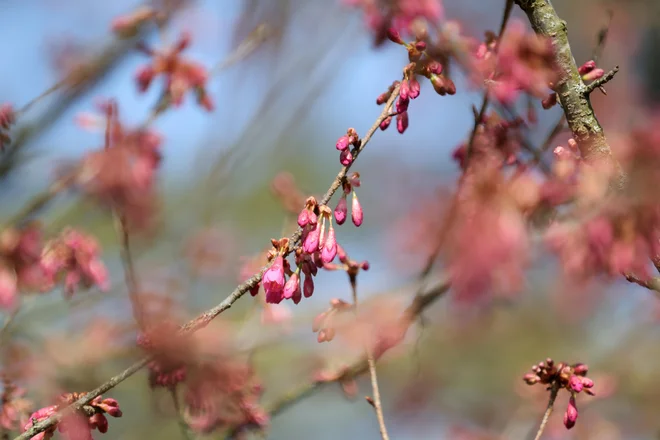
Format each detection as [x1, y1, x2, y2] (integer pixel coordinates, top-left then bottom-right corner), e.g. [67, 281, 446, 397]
[350, 274, 390, 440]
[584, 65, 620, 95]
[13, 83, 401, 440]
[211, 23, 272, 75]
[533, 381, 560, 440]
[257, 278, 451, 426]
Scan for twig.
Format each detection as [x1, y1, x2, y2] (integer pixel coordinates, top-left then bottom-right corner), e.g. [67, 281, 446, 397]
[13, 82, 401, 440]
[514, 0, 625, 190]
[350, 274, 390, 440]
[584, 66, 620, 95]
[211, 23, 272, 75]
[532, 381, 560, 440]
[259, 279, 451, 423]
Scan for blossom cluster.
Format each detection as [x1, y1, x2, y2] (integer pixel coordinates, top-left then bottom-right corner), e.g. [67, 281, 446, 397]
[523, 358, 595, 430]
[0, 225, 108, 310]
[23, 393, 122, 440]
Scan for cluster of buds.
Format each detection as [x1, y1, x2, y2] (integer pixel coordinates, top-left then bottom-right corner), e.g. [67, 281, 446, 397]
[76, 101, 161, 232]
[40, 228, 109, 297]
[376, 48, 455, 134]
[335, 128, 360, 166]
[474, 21, 557, 105]
[343, 0, 444, 46]
[0, 103, 15, 150]
[334, 173, 363, 227]
[23, 393, 122, 440]
[523, 358, 594, 430]
[134, 32, 213, 111]
[312, 298, 353, 342]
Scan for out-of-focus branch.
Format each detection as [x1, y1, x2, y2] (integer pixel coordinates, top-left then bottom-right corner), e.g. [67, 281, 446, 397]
[261, 278, 451, 421]
[0, 2, 187, 180]
[514, 0, 625, 190]
[13, 82, 401, 440]
[532, 382, 559, 440]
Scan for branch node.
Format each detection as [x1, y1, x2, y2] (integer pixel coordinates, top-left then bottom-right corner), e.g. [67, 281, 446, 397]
[584, 65, 620, 95]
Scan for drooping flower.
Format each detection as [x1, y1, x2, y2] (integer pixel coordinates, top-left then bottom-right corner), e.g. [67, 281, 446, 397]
[263, 255, 285, 304]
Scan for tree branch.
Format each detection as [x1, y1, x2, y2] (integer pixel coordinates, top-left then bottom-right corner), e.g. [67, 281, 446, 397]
[13, 82, 401, 440]
[584, 65, 619, 95]
[514, 0, 625, 190]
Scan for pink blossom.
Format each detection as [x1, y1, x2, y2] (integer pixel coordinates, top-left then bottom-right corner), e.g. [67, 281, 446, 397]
[263, 255, 285, 303]
[335, 196, 348, 225]
[282, 271, 300, 300]
[563, 396, 578, 429]
[321, 226, 338, 264]
[351, 192, 363, 226]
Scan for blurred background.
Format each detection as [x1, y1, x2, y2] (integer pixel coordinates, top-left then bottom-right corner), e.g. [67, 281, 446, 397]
[2, 0, 660, 439]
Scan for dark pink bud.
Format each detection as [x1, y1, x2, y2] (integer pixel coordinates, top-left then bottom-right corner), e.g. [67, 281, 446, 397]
[400, 79, 410, 100]
[303, 274, 314, 298]
[427, 61, 443, 76]
[387, 28, 404, 44]
[380, 116, 392, 131]
[340, 149, 353, 166]
[360, 261, 369, 270]
[283, 272, 300, 300]
[263, 255, 285, 301]
[135, 66, 155, 92]
[298, 208, 317, 227]
[336, 135, 350, 151]
[396, 96, 409, 113]
[563, 396, 578, 429]
[335, 196, 348, 225]
[351, 191, 363, 227]
[569, 375, 583, 392]
[408, 77, 421, 99]
[414, 41, 426, 51]
[581, 377, 594, 388]
[578, 60, 596, 75]
[397, 111, 409, 134]
[303, 223, 320, 254]
[249, 281, 261, 297]
[321, 226, 337, 264]
[542, 93, 557, 109]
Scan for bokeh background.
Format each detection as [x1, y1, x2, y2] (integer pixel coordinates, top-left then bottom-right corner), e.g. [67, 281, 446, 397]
[2, 0, 660, 439]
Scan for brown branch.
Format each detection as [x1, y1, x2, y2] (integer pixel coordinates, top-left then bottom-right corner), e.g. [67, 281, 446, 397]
[514, 0, 625, 190]
[584, 65, 619, 95]
[13, 82, 402, 440]
[532, 381, 560, 440]
[259, 278, 451, 425]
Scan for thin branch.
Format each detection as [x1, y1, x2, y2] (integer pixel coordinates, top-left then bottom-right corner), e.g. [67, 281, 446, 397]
[533, 382, 560, 440]
[350, 275, 390, 440]
[584, 65, 620, 95]
[262, 278, 451, 422]
[514, 0, 625, 190]
[13, 82, 402, 440]
[112, 212, 145, 328]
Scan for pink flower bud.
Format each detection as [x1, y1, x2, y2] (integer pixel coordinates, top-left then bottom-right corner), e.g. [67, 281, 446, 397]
[408, 77, 421, 99]
[379, 116, 392, 131]
[563, 396, 578, 429]
[569, 375, 583, 392]
[0, 103, 15, 129]
[573, 363, 588, 375]
[303, 273, 314, 298]
[351, 191, 363, 227]
[340, 149, 353, 166]
[298, 208, 317, 227]
[578, 60, 596, 75]
[282, 272, 300, 300]
[523, 373, 540, 385]
[249, 281, 261, 297]
[396, 96, 409, 113]
[336, 135, 350, 151]
[337, 244, 348, 264]
[263, 255, 285, 302]
[396, 111, 409, 134]
[335, 196, 348, 225]
[321, 226, 337, 264]
[387, 28, 404, 44]
[427, 61, 443, 76]
[400, 80, 410, 101]
[582, 68, 604, 82]
[303, 223, 321, 254]
[542, 93, 557, 109]
[414, 41, 426, 51]
[135, 66, 155, 92]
